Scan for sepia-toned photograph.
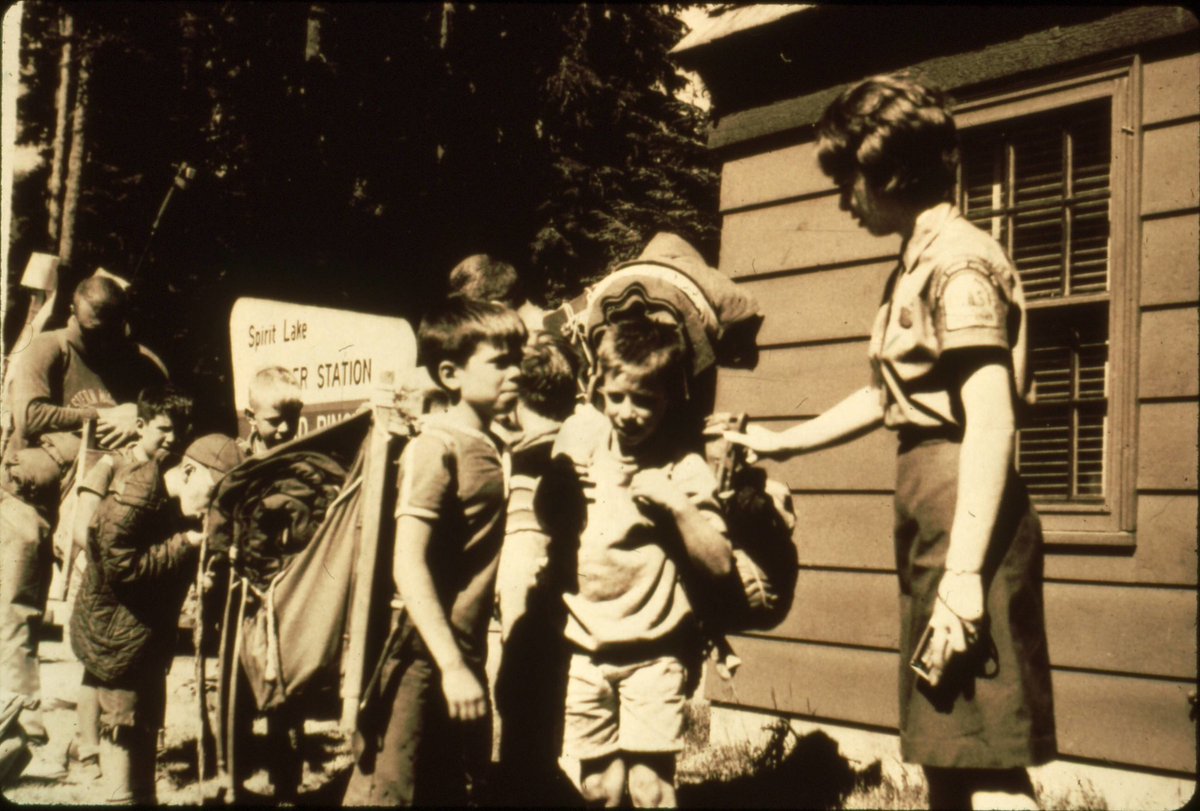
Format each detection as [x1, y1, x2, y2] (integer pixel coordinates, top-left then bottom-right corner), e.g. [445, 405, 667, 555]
[0, 3, 1196, 808]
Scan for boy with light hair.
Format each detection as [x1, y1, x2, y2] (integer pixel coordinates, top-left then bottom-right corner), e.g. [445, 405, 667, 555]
[547, 317, 732, 807]
[241, 366, 304, 456]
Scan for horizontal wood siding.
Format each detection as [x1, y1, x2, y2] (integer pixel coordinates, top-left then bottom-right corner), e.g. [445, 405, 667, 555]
[788, 494, 1197, 586]
[754, 570, 1195, 680]
[1043, 494, 1197, 586]
[707, 637, 899, 728]
[793, 493, 895, 570]
[1141, 121, 1200, 215]
[1140, 213, 1199, 307]
[1142, 53, 1200, 125]
[736, 262, 892, 346]
[716, 341, 870, 418]
[720, 197, 899, 278]
[707, 637, 1196, 773]
[709, 44, 1199, 778]
[1136, 401, 1198, 491]
[756, 424, 898, 493]
[1138, 306, 1199, 399]
[720, 141, 827, 211]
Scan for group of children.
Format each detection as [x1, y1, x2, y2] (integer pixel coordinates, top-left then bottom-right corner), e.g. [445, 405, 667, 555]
[45, 257, 732, 806]
[347, 291, 736, 808]
[59, 367, 304, 803]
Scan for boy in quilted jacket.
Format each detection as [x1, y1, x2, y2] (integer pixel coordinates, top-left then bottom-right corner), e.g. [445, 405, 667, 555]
[69, 434, 243, 804]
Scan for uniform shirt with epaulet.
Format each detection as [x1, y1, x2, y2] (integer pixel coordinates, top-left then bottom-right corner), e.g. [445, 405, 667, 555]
[868, 202, 1031, 430]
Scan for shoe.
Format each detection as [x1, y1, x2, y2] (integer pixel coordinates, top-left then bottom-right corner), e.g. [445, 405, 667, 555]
[22, 742, 68, 781]
[71, 754, 102, 781]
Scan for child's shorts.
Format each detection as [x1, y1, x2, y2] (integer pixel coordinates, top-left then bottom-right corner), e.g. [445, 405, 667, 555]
[563, 651, 686, 760]
[82, 667, 167, 736]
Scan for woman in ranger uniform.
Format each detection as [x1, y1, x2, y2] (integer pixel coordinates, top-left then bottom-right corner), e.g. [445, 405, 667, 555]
[718, 74, 1056, 810]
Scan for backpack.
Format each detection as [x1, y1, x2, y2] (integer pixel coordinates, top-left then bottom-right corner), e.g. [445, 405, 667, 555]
[707, 413, 798, 633]
[543, 232, 764, 383]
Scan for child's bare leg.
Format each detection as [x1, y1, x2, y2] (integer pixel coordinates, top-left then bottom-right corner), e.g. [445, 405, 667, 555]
[99, 725, 156, 805]
[99, 732, 133, 804]
[626, 753, 676, 808]
[969, 768, 1039, 810]
[76, 684, 101, 761]
[580, 754, 626, 808]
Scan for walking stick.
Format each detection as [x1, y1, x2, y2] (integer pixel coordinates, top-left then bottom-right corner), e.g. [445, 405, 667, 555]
[131, 162, 195, 283]
[194, 535, 208, 804]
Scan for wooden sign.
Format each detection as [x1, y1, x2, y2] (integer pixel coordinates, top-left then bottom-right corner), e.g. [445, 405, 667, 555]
[229, 297, 416, 438]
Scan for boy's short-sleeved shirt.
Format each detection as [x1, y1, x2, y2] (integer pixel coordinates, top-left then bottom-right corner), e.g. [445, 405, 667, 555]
[79, 446, 140, 498]
[392, 415, 508, 663]
[554, 412, 726, 652]
[867, 203, 1031, 429]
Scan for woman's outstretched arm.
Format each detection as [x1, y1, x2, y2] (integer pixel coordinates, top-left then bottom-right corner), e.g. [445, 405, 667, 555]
[714, 385, 885, 460]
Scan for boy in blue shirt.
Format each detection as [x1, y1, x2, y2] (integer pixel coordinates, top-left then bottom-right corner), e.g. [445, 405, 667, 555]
[344, 295, 525, 806]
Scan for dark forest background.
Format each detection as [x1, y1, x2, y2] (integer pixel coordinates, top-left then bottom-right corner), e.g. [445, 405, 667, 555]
[4, 2, 719, 433]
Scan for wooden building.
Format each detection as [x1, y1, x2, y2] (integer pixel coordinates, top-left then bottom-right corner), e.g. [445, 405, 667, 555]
[673, 4, 1197, 802]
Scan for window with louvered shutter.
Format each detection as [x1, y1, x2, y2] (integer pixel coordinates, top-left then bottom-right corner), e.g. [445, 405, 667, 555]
[959, 99, 1113, 504]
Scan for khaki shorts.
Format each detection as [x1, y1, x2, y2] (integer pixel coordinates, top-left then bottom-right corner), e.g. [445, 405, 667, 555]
[82, 667, 167, 735]
[563, 652, 686, 761]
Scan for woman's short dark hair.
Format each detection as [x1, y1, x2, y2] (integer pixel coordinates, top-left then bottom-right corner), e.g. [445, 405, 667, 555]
[816, 73, 959, 207]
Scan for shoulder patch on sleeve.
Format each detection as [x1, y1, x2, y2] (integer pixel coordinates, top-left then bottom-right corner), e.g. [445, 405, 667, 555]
[939, 265, 1004, 332]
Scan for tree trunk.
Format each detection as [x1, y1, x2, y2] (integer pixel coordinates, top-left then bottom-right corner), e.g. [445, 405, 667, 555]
[304, 3, 327, 62]
[57, 43, 89, 270]
[46, 11, 73, 245]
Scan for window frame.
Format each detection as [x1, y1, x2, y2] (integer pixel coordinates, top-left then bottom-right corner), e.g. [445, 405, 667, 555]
[952, 58, 1141, 546]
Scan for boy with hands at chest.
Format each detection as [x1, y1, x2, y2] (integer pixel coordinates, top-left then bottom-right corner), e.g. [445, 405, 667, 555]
[548, 318, 732, 808]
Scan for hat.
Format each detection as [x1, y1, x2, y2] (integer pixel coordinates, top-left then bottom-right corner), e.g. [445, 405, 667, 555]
[183, 434, 246, 475]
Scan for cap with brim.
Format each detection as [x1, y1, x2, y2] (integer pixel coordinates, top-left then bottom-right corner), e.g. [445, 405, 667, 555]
[183, 434, 246, 475]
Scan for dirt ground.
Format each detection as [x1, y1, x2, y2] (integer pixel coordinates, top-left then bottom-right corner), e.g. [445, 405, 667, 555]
[1, 636, 355, 805]
[2, 634, 901, 809]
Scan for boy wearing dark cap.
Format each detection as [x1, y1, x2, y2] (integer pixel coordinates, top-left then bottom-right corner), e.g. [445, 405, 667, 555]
[70, 434, 243, 804]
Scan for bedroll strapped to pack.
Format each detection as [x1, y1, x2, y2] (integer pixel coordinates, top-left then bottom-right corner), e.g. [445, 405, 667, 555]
[706, 413, 798, 633]
[207, 413, 372, 791]
[543, 232, 764, 381]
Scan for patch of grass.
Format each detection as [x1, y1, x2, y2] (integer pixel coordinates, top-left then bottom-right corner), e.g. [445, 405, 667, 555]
[677, 717, 862, 809]
[1036, 777, 1109, 811]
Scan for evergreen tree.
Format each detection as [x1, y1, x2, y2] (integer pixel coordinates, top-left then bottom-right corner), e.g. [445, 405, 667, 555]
[6, 2, 718, 431]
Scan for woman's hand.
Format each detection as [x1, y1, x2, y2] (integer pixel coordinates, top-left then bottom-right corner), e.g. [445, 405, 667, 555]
[918, 571, 985, 687]
[703, 420, 791, 462]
